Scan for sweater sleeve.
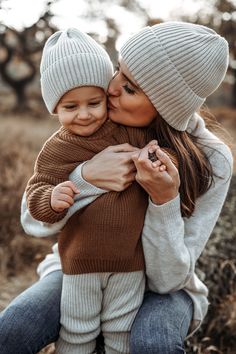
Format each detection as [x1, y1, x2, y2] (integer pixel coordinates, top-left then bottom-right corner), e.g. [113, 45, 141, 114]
[26, 135, 70, 223]
[21, 163, 107, 237]
[142, 142, 233, 293]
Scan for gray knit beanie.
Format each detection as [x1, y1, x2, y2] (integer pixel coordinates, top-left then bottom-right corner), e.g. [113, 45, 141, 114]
[120, 22, 229, 131]
[40, 28, 114, 113]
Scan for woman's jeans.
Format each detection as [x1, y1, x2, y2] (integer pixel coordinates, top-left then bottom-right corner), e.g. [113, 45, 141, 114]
[0, 271, 193, 354]
[130, 290, 193, 354]
[0, 271, 62, 354]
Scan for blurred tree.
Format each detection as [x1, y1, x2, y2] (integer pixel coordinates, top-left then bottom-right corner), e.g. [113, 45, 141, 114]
[181, 0, 236, 107]
[0, 1, 57, 111]
[0, 0, 150, 113]
[84, 0, 150, 64]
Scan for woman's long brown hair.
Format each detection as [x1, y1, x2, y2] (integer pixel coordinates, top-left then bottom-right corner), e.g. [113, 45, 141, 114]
[152, 109, 231, 218]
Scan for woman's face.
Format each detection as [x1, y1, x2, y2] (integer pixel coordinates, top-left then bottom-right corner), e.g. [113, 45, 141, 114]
[107, 59, 157, 127]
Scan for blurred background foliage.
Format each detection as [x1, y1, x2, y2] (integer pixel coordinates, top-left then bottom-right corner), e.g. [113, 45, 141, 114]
[0, 1, 235, 353]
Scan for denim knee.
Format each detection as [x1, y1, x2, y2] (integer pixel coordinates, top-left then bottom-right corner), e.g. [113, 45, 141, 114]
[130, 329, 185, 354]
[0, 302, 37, 354]
[130, 290, 193, 354]
[0, 271, 62, 354]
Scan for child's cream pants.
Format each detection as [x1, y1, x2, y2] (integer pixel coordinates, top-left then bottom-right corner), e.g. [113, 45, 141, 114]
[55, 271, 145, 354]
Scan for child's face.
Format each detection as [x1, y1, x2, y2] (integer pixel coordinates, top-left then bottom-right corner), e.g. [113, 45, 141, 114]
[56, 86, 107, 137]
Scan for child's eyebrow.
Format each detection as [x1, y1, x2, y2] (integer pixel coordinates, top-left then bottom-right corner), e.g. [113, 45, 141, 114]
[88, 95, 104, 100]
[62, 95, 104, 103]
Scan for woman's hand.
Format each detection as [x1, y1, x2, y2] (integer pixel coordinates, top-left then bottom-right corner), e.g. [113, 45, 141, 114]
[132, 145, 180, 205]
[82, 144, 140, 191]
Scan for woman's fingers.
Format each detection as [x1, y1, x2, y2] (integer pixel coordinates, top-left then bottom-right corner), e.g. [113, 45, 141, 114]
[132, 145, 152, 167]
[154, 148, 178, 176]
[132, 145, 177, 175]
[82, 145, 138, 192]
[147, 139, 158, 147]
[107, 143, 139, 153]
[130, 144, 180, 205]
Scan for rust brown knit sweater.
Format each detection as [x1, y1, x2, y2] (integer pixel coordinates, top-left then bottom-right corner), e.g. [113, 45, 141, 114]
[26, 120, 159, 274]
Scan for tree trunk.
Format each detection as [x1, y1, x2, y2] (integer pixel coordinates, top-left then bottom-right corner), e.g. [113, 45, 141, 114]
[14, 85, 29, 112]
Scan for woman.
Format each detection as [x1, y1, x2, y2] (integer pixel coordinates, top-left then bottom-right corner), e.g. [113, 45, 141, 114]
[0, 22, 232, 354]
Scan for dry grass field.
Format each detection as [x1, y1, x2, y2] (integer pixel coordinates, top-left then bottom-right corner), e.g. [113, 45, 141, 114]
[0, 106, 235, 354]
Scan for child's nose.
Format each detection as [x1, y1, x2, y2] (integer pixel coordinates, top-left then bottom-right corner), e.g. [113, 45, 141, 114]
[77, 108, 90, 119]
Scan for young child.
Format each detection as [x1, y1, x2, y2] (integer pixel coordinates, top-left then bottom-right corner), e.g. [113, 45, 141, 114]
[26, 28, 175, 354]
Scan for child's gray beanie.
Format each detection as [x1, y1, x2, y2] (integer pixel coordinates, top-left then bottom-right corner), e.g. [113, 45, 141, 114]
[120, 22, 229, 131]
[40, 28, 114, 113]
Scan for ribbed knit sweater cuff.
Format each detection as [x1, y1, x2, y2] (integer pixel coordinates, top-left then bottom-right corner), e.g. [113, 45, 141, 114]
[28, 187, 67, 224]
[69, 162, 107, 196]
[148, 194, 181, 225]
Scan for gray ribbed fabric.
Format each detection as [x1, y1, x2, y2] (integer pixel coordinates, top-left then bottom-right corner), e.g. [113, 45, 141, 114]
[56, 271, 145, 354]
[120, 22, 229, 131]
[40, 28, 113, 113]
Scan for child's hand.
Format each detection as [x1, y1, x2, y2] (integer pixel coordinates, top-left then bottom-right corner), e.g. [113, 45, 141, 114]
[51, 181, 80, 213]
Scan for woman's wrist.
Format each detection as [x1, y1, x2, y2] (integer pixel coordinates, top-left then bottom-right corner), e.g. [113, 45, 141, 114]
[149, 193, 180, 208]
[81, 160, 94, 184]
[150, 191, 179, 206]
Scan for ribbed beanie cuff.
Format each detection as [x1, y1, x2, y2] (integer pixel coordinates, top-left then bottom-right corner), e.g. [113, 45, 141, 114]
[120, 22, 229, 131]
[40, 28, 114, 113]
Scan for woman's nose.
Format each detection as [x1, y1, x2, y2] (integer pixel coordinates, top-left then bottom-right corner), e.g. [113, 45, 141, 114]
[108, 74, 121, 96]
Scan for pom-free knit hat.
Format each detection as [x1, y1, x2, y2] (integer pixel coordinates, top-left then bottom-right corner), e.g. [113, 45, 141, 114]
[120, 22, 229, 131]
[40, 28, 114, 113]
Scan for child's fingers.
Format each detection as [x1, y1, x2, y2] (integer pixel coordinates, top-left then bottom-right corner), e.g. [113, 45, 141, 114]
[51, 196, 74, 213]
[58, 194, 75, 206]
[70, 183, 80, 195]
[59, 181, 80, 194]
[54, 200, 72, 212]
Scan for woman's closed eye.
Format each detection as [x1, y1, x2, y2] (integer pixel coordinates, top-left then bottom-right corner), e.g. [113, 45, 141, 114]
[123, 84, 136, 95]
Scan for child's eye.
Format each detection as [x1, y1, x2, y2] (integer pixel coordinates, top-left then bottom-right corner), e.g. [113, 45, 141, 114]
[89, 101, 101, 107]
[114, 65, 120, 72]
[64, 105, 77, 110]
[123, 84, 135, 95]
